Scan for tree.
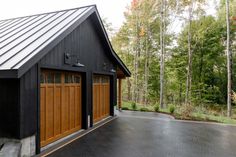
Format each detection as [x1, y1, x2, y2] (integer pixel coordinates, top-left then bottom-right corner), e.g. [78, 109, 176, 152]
[112, 0, 162, 104]
[225, 0, 232, 117]
[185, 1, 193, 104]
[159, 0, 165, 108]
[112, 0, 235, 112]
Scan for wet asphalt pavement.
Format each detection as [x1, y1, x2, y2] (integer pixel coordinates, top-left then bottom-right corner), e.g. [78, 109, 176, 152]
[48, 110, 236, 157]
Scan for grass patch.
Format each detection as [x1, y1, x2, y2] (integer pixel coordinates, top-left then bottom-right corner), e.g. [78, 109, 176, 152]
[121, 101, 236, 124]
[122, 101, 154, 111]
[192, 113, 236, 124]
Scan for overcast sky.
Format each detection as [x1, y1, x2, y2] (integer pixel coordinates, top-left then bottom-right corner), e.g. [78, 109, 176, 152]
[0, 0, 217, 34]
[0, 0, 132, 30]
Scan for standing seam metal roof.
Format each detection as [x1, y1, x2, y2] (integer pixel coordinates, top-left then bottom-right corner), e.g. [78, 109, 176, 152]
[0, 6, 93, 70]
[0, 5, 131, 78]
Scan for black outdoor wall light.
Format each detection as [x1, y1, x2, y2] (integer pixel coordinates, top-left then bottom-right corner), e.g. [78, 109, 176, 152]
[65, 53, 85, 67]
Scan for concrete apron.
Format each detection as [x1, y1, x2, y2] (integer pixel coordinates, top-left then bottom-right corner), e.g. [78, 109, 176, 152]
[0, 136, 35, 157]
[0, 116, 115, 157]
[38, 116, 116, 157]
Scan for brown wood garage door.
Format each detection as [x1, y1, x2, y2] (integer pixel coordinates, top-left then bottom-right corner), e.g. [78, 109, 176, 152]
[93, 75, 110, 123]
[40, 70, 82, 147]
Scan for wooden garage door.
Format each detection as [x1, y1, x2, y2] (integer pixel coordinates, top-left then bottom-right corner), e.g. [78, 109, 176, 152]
[40, 70, 82, 147]
[93, 75, 110, 123]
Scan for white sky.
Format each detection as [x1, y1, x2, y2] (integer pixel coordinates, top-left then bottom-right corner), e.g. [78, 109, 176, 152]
[0, 0, 217, 34]
[0, 0, 132, 31]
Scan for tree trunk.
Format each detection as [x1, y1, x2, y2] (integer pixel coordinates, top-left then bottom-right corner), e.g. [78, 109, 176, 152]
[160, 0, 165, 108]
[179, 82, 182, 104]
[133, 46, 138, 103]
[144, 27, 150, 106]
[132, 7, 140, 103]
[126, 48, 132, 101]
[226, 0, 232, 117]
[185, 4, 192, 105]
[127, 78, 132, 101]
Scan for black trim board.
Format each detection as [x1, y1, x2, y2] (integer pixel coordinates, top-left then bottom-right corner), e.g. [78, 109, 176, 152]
[0, 70, 18, 78]
[36, 63, 40, 154]
[40, 65, 87, 73]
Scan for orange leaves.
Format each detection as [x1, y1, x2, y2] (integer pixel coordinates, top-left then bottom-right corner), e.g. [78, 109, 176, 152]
[139, 27, 145, 37]
[131, 0, 138, 9]
[231, 16, 236, 30]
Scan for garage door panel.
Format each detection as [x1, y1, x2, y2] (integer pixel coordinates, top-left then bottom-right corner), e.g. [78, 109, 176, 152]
[94, 84, 101, 122]
[75, 86, 81, 127]
[46, 87, 54, 139]
[54, 86, 62, 136]
[100, 85, 104, 118]
[98, 85, 101, 120]
[69, 86, 75, 130]
[106, 85, 110, 116]
[40, 71, 82, 147]
[62, 86, 70, 132]
[93, 75, 110, 123]
[40, 87, 46, 142]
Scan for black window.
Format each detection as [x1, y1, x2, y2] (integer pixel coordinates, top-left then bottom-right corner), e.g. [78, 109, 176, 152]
[40, 73, 45, 83]
[65, 74, 73, 83]
[55, 73, 61, 83]
[74, 75, 81, 83]
[102, 77, 109, 83]
[47, 73, 54, 83]
[93, 76, 100, 83]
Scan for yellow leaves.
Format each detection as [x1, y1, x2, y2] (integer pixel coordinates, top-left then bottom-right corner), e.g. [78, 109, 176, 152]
[232, 91, 236, 104]
[139, 27, 145, 36]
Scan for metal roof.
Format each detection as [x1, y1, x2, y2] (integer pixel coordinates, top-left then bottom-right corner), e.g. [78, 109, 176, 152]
[0, 5, 131, 78]
[0, 6, 93, 70]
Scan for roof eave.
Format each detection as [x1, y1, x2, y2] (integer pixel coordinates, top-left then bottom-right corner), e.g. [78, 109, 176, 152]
[92, 8, 131, 77]
[0, 69, 18, 78]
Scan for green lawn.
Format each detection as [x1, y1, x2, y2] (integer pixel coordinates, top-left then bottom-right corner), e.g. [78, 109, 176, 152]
[121, 101, 236, 125]
[192, 113, 236, 124]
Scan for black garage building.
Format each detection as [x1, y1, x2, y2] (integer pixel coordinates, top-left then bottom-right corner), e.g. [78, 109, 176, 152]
[0, 5, 130, 155]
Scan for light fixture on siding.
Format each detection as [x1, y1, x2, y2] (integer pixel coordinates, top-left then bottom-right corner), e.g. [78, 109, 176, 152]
[73, 60, 85, 67]
[110, 69, 116, 73]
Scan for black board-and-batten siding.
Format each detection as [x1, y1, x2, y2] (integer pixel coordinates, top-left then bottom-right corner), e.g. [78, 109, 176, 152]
[0, 14, 117, 140]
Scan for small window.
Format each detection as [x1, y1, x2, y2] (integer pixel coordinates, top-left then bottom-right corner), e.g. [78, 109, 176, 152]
[55, 73, 61, 83]
[93, 76, 100, 83]
[47, 73, 54, 83]
[65, 74, 73, 83]
[102, 77, 109, 83]
[40, 73, 45, 83]
[74, 75, 81, 83]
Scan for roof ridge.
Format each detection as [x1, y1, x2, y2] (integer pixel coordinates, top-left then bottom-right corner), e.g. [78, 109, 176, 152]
[0, 4, 96, 22]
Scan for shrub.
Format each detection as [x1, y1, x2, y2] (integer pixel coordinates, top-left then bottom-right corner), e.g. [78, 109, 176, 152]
[180, 103, 194, 119]
[140, 107, 149, 112]
[154, 104, 159, 112]
[131, 102, 137, 110]
[169, 104, 175, 114]
[122, 107, 129, 110]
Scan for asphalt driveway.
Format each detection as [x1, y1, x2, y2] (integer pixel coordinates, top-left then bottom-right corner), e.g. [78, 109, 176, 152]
[48, 111, 236, 157]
